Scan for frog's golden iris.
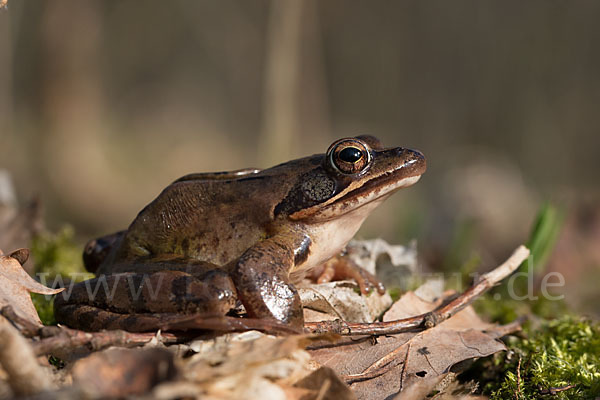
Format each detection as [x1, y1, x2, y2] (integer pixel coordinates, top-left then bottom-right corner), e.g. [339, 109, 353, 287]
[327, 138, 372, 174]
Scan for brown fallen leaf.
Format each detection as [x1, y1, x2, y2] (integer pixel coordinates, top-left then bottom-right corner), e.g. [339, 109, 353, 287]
[0, 248, 63, 326]
[293, 366, 356, 400]
[308, 286, 513, 400]
[173, 331, 315, 399]
[300, 281, 392, 323]
[72, 347, 176, 398]
[184, 331, 313, 381]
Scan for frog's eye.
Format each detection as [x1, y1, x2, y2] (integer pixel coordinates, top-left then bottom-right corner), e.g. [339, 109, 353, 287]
[327, 139, 372, 174]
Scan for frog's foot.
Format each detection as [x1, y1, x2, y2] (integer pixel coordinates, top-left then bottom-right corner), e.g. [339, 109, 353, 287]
[310, 256, 386, 295]
[83, 230, 126, 273]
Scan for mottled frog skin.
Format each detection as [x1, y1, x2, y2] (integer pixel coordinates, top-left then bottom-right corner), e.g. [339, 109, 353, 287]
[54, 136, 426, 332]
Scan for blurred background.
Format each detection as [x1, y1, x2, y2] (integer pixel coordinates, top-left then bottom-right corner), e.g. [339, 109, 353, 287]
[1, 1, 599, 313]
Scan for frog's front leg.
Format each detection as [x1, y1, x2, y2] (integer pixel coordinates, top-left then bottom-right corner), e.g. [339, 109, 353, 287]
[232, 234, 306, 330]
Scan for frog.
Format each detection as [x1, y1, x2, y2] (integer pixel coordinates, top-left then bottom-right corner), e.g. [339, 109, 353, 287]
[54, 136, 426, 332]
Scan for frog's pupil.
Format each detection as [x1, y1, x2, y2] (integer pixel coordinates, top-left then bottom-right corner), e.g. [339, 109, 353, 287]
[339, 147, 362, 163]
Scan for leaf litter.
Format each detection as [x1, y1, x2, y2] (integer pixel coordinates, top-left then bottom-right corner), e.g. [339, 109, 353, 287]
[0, 239, 525, 399]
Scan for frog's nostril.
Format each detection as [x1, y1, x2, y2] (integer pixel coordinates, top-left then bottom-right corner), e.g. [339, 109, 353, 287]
[410, 149, 425, 159]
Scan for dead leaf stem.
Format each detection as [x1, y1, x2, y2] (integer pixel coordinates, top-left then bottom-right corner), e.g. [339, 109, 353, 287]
[399, 342, 411, 392]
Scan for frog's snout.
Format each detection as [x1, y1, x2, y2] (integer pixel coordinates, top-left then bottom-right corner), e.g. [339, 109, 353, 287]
[398, 147, 427, 174]
[397, 147, 424, 159]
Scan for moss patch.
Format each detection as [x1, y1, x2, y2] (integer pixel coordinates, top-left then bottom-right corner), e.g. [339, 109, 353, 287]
[490, 317, 600, 399]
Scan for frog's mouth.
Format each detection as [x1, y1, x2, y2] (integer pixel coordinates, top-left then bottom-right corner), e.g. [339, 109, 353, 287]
[332, 165, 423, 210]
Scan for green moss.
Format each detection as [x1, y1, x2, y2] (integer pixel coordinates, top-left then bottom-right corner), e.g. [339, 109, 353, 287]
[30, 225, 85, 277]
[490, 317, 600, 399]
[30, 293, 55, 325]
[388, 287, 401, 302]
[460, 203, 599, 398]
[29, 226, 90, 325]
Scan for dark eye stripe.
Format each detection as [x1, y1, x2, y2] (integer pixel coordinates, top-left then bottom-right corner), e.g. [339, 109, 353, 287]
[339, 147, 363, 163]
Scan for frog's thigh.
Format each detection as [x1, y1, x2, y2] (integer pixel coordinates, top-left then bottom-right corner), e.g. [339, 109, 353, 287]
[232, 238, 303, 329]
[54, 269, 237, 331]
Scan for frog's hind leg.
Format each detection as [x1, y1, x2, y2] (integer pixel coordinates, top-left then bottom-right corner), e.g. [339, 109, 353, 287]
[54, 269, 237, 332]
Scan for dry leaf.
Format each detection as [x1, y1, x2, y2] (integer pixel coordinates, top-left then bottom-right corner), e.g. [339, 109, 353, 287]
[346, 239, 417, 275]
[72, 347, 176, 398]
[173, 331, 315, 399]
[395, 373, 448, 400]
[293, 366, 356, 400]
[299, 238, 408, 324]
[184, 331, 312, 380]
[0, 248, 63, 326]
[308, 284, 511, 400]
[300, 281, 392, 323]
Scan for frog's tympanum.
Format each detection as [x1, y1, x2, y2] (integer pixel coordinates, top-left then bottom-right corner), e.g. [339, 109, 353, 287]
[54, 136, 426, 332]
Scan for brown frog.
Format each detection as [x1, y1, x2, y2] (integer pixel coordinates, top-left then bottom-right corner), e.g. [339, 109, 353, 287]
[54, 136, 426, 332]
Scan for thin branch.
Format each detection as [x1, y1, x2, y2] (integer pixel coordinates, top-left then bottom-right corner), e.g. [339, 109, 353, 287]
[1, 305, 46, 337]
[304, 245, 530, 336]
[485, 317, 526, 339]
[1, 305, 184, 356]
[31, 326, 183, 357]
[162, 314, 303, 335]
[537, 384, 576, 395]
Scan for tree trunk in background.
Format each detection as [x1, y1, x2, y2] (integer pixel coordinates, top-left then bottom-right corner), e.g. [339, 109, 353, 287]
[260, 0, 330, 165]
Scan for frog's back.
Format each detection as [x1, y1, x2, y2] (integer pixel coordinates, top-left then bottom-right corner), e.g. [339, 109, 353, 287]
[114, 177, 276, 266]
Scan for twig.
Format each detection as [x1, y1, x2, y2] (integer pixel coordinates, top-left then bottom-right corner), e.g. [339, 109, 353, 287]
[515, 354, 522, 400]
[1, 305, 50, 337]
[1, 305, 184, 356]
[162, 314, 302, 335]
[305, 245, 530, 336]
[485, 316, 526, 339]
[31, 326, 183, 356]
[0, 316, 54, 395]
[537, 384, 576, 395]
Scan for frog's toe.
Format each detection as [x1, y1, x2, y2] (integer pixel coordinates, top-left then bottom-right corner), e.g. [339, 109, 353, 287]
[313, 256, 386, 295]
[313, 262, 336, 284]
